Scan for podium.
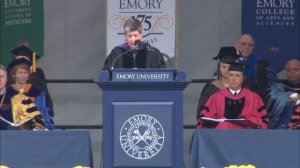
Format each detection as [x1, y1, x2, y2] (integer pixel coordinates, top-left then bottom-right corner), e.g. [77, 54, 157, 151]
[97, 69, 190, 168]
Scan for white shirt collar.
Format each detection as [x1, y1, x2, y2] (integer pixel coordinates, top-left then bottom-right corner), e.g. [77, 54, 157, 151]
[229, 88, 241, 95]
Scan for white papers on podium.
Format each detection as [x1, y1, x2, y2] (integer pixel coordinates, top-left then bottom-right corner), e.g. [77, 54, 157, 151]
[201, 117, 253, 127]
[0, 116, 32, 127]
[201, 117, 245, 122]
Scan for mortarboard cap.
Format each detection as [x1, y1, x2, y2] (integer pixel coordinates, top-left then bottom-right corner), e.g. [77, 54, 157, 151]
[228, 62, 245, 73]
[213, 46, 241, 63]
[8, 58, 32, 71]
[10, 44, 40, 61]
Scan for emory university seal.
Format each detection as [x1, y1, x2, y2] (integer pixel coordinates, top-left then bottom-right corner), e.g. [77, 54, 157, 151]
[120, 114, 164, 160]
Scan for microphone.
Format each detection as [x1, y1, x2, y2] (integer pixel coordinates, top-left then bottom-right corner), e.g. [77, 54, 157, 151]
[143, 42, 174, 68]
[110, 40, 173, 69]
[132, 40, 142, 69]
[110, 41, 142, 70]
[110, 48, 136, 70]
[134, 40, 142, 49]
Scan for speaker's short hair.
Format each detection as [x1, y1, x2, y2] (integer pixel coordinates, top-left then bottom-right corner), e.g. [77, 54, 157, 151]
[123, 18, 143, 34]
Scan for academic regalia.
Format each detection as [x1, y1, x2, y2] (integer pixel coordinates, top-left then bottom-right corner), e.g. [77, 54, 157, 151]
[265, 80, 300, 128]
[237, 54, 278, 97]
[288, 105, 300, 129]
[197, 46, 241, 116]
[7, 84, 54, 130]
[0, 90, 16, 130]
[29, 67, 54, 117]
[281, 80, 300, 94]
[197, 88, 269, 129]
[103, 42, 166, 70]
[212, 46, 241, 62]
[197, 83, 220, 113]
[8, 44, 55, 117]
[0, 85, 50, 130]
[212, 46, 242, 77]
[5, 57, 54, 130]
[274, 102, 298, 129]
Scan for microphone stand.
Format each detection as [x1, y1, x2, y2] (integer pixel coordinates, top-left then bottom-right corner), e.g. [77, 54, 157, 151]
[132, 40, 142, 69]
[143, 43, 174, 68]
[110, 47, 138, 70]
[160, 52, 174, 69]
[132, 51, 137, 69]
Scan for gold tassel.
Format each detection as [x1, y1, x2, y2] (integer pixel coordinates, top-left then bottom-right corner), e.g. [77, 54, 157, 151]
[32, 52, 36, 72]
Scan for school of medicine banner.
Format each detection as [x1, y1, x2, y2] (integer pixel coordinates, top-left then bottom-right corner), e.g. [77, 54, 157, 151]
[242, 0, 299, 72]
[106, 0, 176, 58]
[0, 0, 44, 66]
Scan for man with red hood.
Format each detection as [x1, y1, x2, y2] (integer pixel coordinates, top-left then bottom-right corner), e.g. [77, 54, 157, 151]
[197, 62, 269, 129]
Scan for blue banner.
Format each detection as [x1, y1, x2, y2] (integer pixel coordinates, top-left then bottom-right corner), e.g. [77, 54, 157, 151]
[242, 0, 300, 72]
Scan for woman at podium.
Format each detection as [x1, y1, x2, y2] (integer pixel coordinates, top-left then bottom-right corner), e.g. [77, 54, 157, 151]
[103, 18, 166, 70]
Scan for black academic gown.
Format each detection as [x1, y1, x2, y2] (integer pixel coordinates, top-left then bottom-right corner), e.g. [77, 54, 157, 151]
[0, 89, 18, 130]
[103, 42, 166, 70]
[29, 68, 54, 117]
[197, 83, 220, 113]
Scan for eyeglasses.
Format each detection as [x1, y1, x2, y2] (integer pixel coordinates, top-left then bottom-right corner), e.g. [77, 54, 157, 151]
[239, 42, 254, 48]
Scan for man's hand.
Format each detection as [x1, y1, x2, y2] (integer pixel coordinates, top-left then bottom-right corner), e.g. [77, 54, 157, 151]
[289, 93, 300, 105]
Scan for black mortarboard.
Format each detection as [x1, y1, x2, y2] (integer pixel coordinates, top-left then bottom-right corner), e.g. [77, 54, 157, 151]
[8, 58, 32, 71]
[10, 44, 40, 61]
[213, 46, 241, 63]
[228, 62, 245, 73]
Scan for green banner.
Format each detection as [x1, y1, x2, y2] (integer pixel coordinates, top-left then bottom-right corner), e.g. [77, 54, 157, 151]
[0, 0, 44, 66]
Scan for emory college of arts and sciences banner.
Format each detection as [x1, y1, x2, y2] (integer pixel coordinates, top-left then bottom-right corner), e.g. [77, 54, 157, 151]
[106, 0, 176, 58]
[242, 0, 299, 72]
[0, 0, 44, 66]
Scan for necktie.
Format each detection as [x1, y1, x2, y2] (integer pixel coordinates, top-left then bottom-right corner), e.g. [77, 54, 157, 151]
[234, 92, 237, 96]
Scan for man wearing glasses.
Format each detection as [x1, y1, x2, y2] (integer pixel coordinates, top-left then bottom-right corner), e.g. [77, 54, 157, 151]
[236, 34, 277, 98]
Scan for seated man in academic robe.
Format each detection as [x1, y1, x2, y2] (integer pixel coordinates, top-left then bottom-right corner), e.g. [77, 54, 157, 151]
[265, 59, 300, 129]
[197, 62, 269, 129]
